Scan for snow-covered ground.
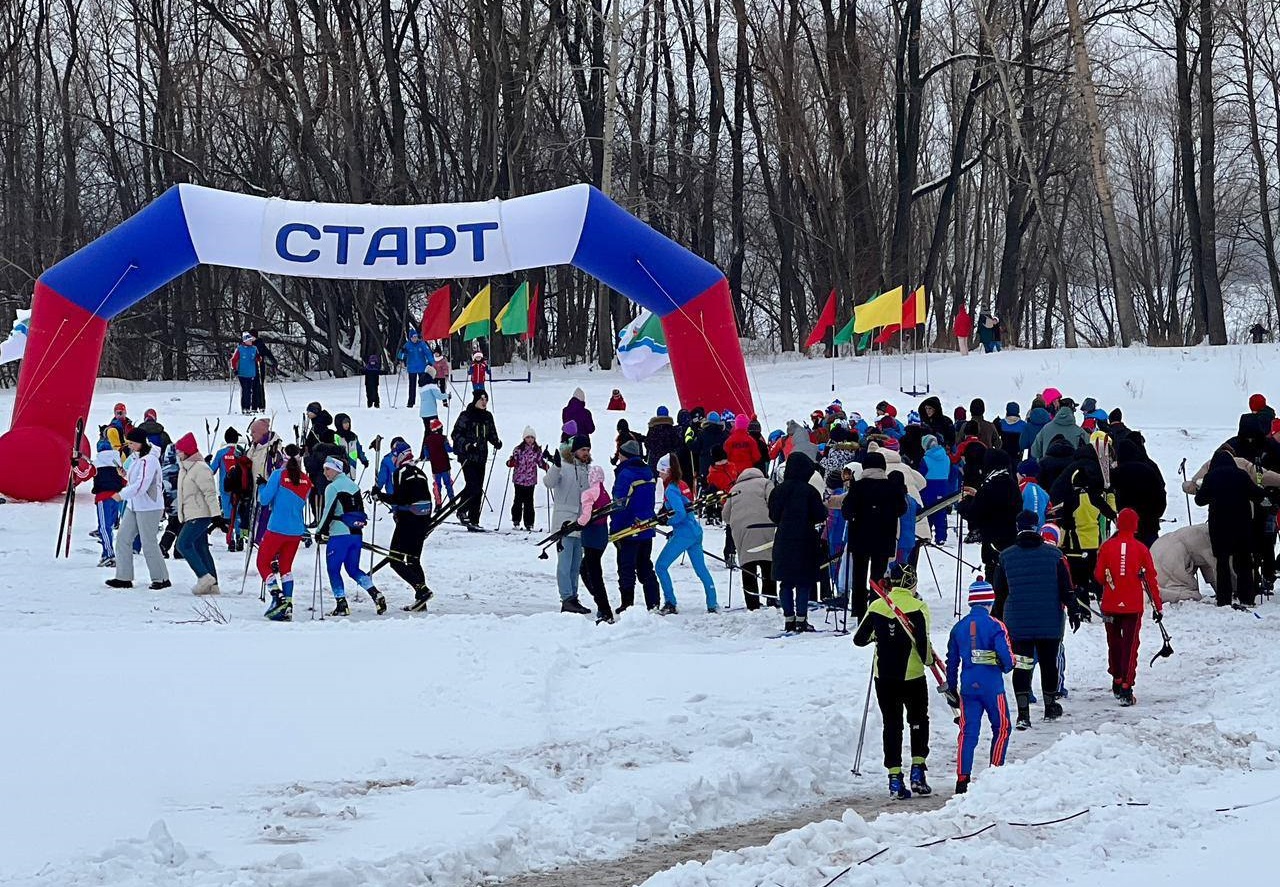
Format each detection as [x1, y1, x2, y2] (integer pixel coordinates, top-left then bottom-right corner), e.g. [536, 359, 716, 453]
[2, 344, 1279, 886]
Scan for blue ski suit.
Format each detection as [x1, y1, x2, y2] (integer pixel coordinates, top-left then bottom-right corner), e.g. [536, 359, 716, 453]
[946, 604, 1014, 778]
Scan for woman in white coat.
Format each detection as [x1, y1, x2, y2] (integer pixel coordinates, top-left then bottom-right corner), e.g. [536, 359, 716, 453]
[174, 432, 227, 594]
[106, 428, 171, 590]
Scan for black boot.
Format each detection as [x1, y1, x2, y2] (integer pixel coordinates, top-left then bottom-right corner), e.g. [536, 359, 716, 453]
[1044, 693, 1064, 721]
[955, 774, 970, 795]
[369, 587, 387, 615]
[910, 763, 932, 796]
[561, 597, 591, 615]
[330, 597, 350, 617]
[1015, 692, 1032, 730]
[402, 586, 433, 612]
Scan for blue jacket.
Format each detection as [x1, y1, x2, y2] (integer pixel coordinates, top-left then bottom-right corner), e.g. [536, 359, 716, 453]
[898, 495, 919, 554]
[610, 456, 658, 540]
[922, 444, 951, 481]
[664, 484, 702, 542]
[260, 468, 310, 536]
[947, 605, 1014, 697]
[993, 534, 1074, 639]
[1021, 480, 1049, 526]
[398, 337, 431, 373]
[1019, 407, 1053, 452]
[376, 453, 398, 495]
[234, 344, 258, 379]
[418, 386, 449, 419]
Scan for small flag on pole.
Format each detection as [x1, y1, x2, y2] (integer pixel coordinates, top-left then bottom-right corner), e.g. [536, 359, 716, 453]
[853, 286, 904, 333]
[804, 289, 838, 349]
[495, 282, 530, 336]
[450, 285, 491, 340]
[524, 283, 540, 342]
[421, 284, 452, 340]
[616, 310, 670, 381]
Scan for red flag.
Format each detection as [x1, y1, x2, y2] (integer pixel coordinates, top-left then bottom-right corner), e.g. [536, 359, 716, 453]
[421, 284, 452, 340]
[804, 288, 837, 349]
[873, 324, 901, 345]
[902, 289, 916, 328]
[523, 283, 540, 342]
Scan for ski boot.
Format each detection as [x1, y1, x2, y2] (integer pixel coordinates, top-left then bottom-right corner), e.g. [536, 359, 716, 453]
[1015, 692, 1032, 731]
[330, 597, 350, 617]
[794, 619, 816, 633]
[783, 618, 797, 634]
[910, 763, 932, 796]
[955, 774, 970, 795]
[1044, 694, 1064, 721]
[1111, 679, 1122, 699]
[1117, 688, 1136, 707]
[658, 602, 679, 616]
[888, 770, 912, 800]
[596, 611, 616, 625]
[562, 597, 591, 615]
[369, 587, 387, 615]
[96, 557, 115, 568]
[707, 605, 721, 614]
[265, 595, 293, 622]
[403, 585, 433, 612]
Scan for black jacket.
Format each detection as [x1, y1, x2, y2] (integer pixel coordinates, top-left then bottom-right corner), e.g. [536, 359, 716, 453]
[958, 449, 1022, 550]
[767, 452, 827, 584]
[1037, 438, 1077, 500]
[1196, 450, 1265, 552]
[919, 396, 956, 448]
[1110, 438, 1166, 542]
[841, 467, 907, 557]
[645, 417, 683, 471]
[451, 406, 501, 465]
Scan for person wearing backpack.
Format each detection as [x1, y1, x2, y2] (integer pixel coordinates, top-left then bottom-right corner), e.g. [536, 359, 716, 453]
[376, 441, 437, 611]
[211, 427, 242, 549]
[315, 457, 386, 617]
[216, 433, 253, 551]
[333, 413, 370, 478]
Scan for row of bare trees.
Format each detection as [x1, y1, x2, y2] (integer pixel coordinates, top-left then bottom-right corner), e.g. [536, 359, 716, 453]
[2, 0, 1280, 381]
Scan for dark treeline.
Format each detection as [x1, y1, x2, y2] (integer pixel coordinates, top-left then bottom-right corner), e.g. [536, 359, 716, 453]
[2, 0, 1279, 382]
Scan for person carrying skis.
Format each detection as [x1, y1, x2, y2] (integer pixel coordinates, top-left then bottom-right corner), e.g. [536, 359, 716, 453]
[507, 427, 548, 531]
[332, 413, 370, 479]
[91, 439, 126, 567]
[451, 390, 501, 530]
[396, 329, 432, 408]
[1193, 449, 1269, 607]
[992, 510, 1083, 729]
[853, 562, 934, 799]
[578, 465, 616, 623]
[1095, 507, 1164, 705]
[377, 440, 436, 611]
[946, 578, 1013, 795]
[315, 456, 385, 616]
[173, 432, 226, 595]
[654, 453, 719, 614]
[768, 451, 825, 630]
[258, 445, 312, 621]
[230, 333, 259, 415]
[611, 439, 662, 612]
[545, 435, 595, 613]
[841, 451, 907, 621]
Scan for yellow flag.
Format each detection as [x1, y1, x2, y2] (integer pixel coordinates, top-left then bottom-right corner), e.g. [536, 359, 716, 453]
[853, 286, 903, 333]
[911, 286, 927, 324]
[449, 285, 491, 334]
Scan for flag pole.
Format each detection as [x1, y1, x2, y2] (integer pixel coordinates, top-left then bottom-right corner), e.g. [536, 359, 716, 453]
[830, 320, 837, 393]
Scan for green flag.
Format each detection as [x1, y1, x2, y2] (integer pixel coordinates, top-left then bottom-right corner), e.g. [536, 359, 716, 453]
[462, 319, 490, 341]
[495, 282, 530, 336]
[855, 331, 872, 353]
[833, 315, 857, 345]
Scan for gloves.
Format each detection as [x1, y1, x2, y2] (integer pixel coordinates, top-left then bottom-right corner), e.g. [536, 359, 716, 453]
[302, 532, 314, 549]
[941, 687, 960, 709]
[724, 552, 738, 570]
[1181, 480, 1197, 494]
[1069, 608, 1082, 634]
[315, 532, 329, 544]
[550, 448, 562, 467]
[210, 516, 229, 533]
[1153, 609, 1163, 623]
[494, 440, 503, 450]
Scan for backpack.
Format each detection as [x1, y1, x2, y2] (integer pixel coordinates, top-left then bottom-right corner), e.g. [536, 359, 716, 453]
[221, 447, 251, 496]
[335, 490, 368, 531]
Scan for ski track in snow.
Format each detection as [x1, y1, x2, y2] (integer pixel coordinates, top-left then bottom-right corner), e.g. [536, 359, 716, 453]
[2, 344, 1280, 886]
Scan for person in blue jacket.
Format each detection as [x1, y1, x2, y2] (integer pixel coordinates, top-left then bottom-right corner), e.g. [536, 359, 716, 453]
[1017, 458, 1049, 526]
[946, 578, 1014, 795]
[611, 440, 661, 611]
[257, 445, 313, 622]
[1019, 399, 1053, 453]
[921, 434, 953, 544]
[397, 329, 432, 408]
[315, 457, 385, 617]
[230, 333, 259, 414]
[374, 436, 407, 498]
[654, 454, 718, 614]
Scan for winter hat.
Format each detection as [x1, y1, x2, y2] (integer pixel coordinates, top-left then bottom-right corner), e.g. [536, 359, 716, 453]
[922, 433, 939, 450]
[394, 446, 414, 466]
[707, 411, 723, 426]
[96, 438, 113, 452]
[1017, 457, 1040, 477]
[907, 410, 921, 426]
[1016, 510, 1040, 532]
[409, 329, 421, 339]
[880, 436, 901, 451]
[125, 428, 149, 445]
[768, 429, 784, 444]
[1109, 408, 1124, 423]
[572, 387, 586, 402]
[113, 402, 127, 414]
[1082, 418, 1098, 432]
[242, 332, 254, 342]
[428, 419, 443, 432]
[391, 439, 411, 457]
[620, 439, 642, 458]
[1250, 393, 1268, 412]
[711, 444, 727, 462]
[1058, 397, 1078, 411]
[562, 420, 578, 437]
[825, 469, 844, 491]
[570, 434, 591, 453]
[849, 411, 863, 424]
[828, 423, 851, 443]
[967, 578, 995, 607]
[1005, 402, 1020, 417]
[1040, 523, 1062, 546]
[657, 454, 672, 473]
[305, 401, 322, 416]
[174, 432, 198, 458]
[876, 401, 898, 418]
[1042, 387, 1062, 406]
[144, 408, 157, 421]
[224, 427, 241, 444]
[323, 456, 345, 474]
[522, 426, 537, 441]
[954, 406, 967, 423]
[1082, 397, 1098, 414]
[886, 561, 917, 590]
[970, 398, 986, 418]
[734, 414, 750, 432]
[863, 452, 887, 471]
[656, 405, 670, 418]
[588, 465, 606, 488]
[1271, 419, 1280, 437]
[473, 351, 484, 361]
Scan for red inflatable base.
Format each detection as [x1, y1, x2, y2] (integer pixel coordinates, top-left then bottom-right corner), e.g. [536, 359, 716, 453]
[661, 279, 754, 416]
[0, 282, 107, 501]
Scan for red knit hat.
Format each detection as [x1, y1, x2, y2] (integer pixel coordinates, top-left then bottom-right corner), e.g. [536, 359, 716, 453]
[144, 408, 158, 421]
[174, 432, 198, 458]
[1250, 393, 1267, 412]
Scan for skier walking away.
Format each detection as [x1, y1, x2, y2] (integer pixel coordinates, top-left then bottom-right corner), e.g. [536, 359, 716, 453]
[362, 353, 383, 408]
[248, 329, 279, 412]
[1110, 438, 1167, 547]
[468, 350, 488, 393]
[507, 427, 548, 531]
[724, 413, 765, 476]
[1031, 399, 1089, 460]
[1050, 443, 1116, 601]
[841, 451, 907, 621]
[432, 348, 450, 392]
[173, 433, 226, 595]
[545, 435, 595, 613]
[396, 329, 432, 408]
[992, 510, 1083, 729]
[451, 390, 502, 530]
[654, 454, 719, 614]
[1095, 508, 1164, 705]
[315, 457, 385, 616]
[257, 445, 313, 622]
[422, 420, 454, 506]
[212, 428, 244, 550]
[91, 439, 126, 567]
[611, 439, 662, 612]
[946, 578, 1013, 794]
[723, 466, 776, 610]
[958, 449, 1023, 582]
[921, 434, 953, 544]
[107, 429, 172, 590]
[1194, 449, 1270, 607]
[768, 451, 826, 630]
[230, 333, 259, 415]
[854, 563, 934, 799]
[417, 376, 450, 456]
[332, 413, 370, 478]
[578, 465, 616, 623]
[377, 441, 436, 611]
[1016, 459, 1049, 527]
[135, 409, 173, 450]
[997, 403, 1027, 459]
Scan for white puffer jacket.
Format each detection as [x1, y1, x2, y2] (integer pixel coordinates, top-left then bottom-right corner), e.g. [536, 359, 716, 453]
[178, 455, 222, 522]
[119, 450, 165, 512]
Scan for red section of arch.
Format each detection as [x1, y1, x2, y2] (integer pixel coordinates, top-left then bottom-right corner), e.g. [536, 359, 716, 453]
[660, 279, 754, 416]
[0, 281, 107, 500]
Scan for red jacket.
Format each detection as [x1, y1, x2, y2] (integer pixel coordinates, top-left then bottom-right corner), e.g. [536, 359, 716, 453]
[1095, 508, 1163, 615]
[723, 429, 760, 474]
[706, 460, 740, 494]
[607, 393, 626, 411]
[954, 307, 973, 338]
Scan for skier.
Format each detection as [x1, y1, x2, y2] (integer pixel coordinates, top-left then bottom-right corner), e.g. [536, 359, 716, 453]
[723, 465, 776, 610]
[921, 434, 952, 544]
[1194, 449, 1269, 607]
[301, 403, 345, 512]
[246, 418, 282, 543]
[468, 350, 488, 393]
[724, 413, 764, 477]
[417, 375, 450, 457]
[211, 428, 244, 550]
[332, 413, 370, 479]
[230, 332, 259, 415]
[91, 439, 125, 567]
[173, 432, 225, 595]
[377, 440, 436, 611]
[106, 428, 171, 590]
[506, 427, 548, 531]
[958, 448, 1022, 582]
[451, 390, 501, 530]
[363, 353, 383, 408]
[655, 453, 719, 614]
[945, 578, 1013, 794]
[135, 408, 173, 450]
[996, 402, 1027, 459]
[841, 451, 907, 621]
[562, 387, 595, 441]
[766, 451, 824, 630]
[373, 435, 407, 499]
[396, 329, 432, 408]
[248, 329, 278, 411]
[1017, 458, 1049, 526]
[853, 563, 934, 799]
[422, 420, 454, 507]
[1050, 443, 1115, 600]
[315, 456, 385, 616]
[258, 445, 312, 622]
[611, 439, 662, 612]
[992, 510, 1081, 729]
[578, 465, 616, 623]
[106, 402, 134, 441]
[432, 347, 450, 392]
[1110, 438, 1167, 547]
[544, 435, 595, 613]
[1095, 507, 1164, 705]
[157, 440, 182, 559]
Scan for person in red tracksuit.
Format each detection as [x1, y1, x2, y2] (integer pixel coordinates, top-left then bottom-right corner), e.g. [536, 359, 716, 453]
[1094, 507, 1164, 706]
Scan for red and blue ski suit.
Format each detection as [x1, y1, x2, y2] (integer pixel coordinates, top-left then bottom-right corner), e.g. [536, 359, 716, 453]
[946, 604, 1014, 778]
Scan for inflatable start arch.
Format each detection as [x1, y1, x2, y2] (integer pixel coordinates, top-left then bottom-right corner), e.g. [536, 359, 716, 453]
[0, 184, 754, 501]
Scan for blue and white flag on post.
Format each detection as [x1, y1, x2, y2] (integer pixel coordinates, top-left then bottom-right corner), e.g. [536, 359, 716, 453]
[616, 309, 670, 382]
[0, 308, 30, 365]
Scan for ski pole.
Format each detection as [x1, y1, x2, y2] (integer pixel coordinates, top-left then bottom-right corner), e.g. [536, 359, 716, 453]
[276, 372, 290, 413]
[1179, 458, 1192, 523]
[313, 539, 323, 621]
[496, 464, 513, 530]
[483, 451, 499, 513]
[851, 662, 875, 777]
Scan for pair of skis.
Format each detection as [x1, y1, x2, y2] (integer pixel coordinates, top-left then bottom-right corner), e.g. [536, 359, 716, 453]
[866, 578, 961, 722]
[535, 499, 628, 559]
[54, 417, 87, 558]
[368, 495, 462, 575]
[608, 490, 736, 545]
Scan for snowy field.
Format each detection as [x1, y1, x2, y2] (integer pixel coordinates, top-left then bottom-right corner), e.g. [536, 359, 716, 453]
[2, 344, 1280, 886]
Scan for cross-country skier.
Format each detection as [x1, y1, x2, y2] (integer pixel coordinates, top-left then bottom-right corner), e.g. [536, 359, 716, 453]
[468, 350, 488, 393]
[230, 333, 259, 415]
[451, 390, 501, 530]
[654, 453, 719, 614]
[768, 450, 824, 629]
[91, 439, 125, 567]
[248, 329, 278, 412]
[363, 353, 383, 408]
[611, 439, 662, 612]
[417, 380, 450, 458]
[1095, 508, 1164, 705]
[853, 562, 934, 799]
[578, 465, 616, 623]
[315, 456, 385, 616]
[373, 435, 407, 499]
[421, 420, 454, 506]
[258, 445, 312, 622]
[377, 440, 436, 612]
[946, 577, 1013, 795]
[396, 329, 431, 408]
